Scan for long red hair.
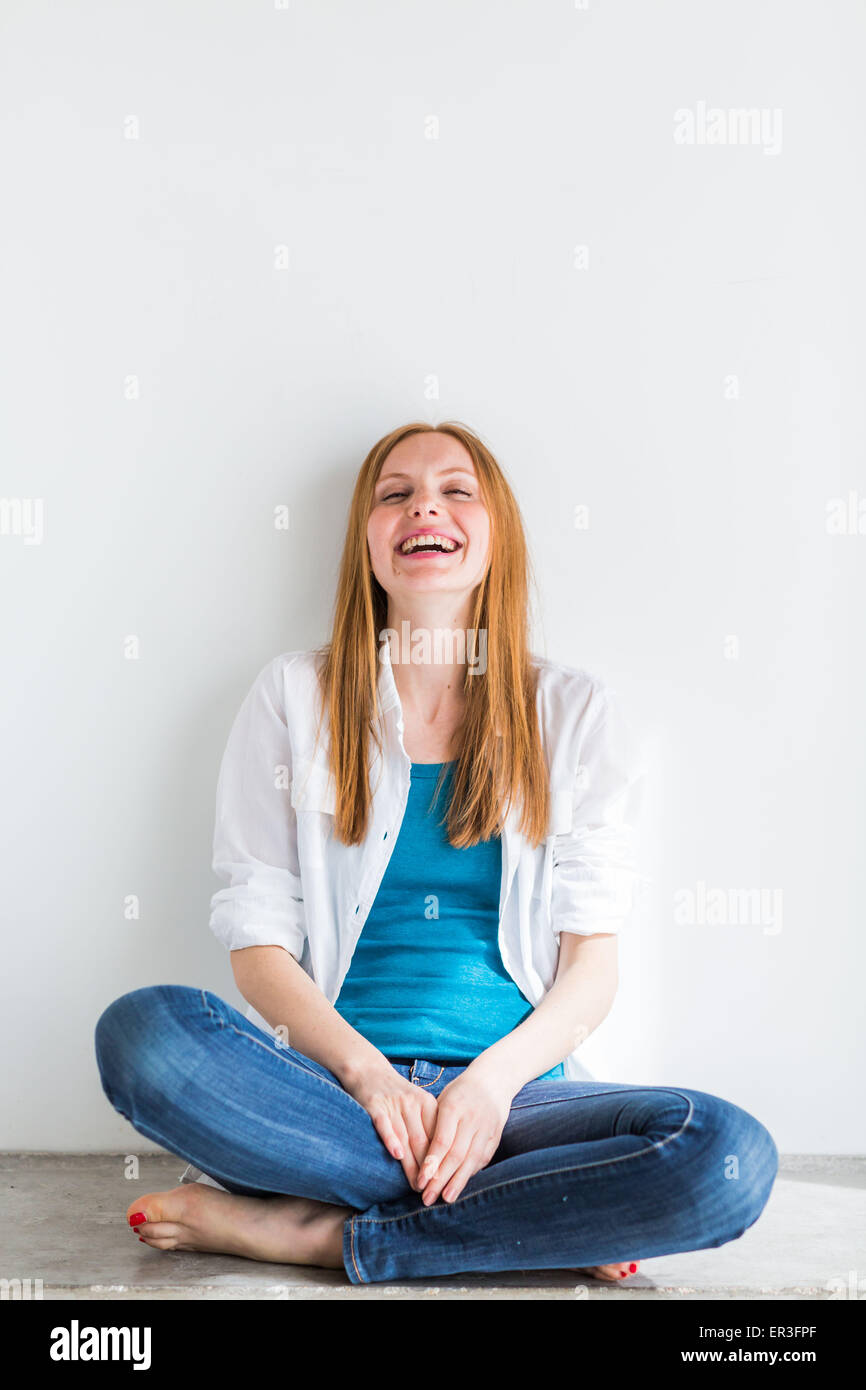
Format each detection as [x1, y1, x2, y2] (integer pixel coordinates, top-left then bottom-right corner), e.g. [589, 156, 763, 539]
[312, 420, 550, 849]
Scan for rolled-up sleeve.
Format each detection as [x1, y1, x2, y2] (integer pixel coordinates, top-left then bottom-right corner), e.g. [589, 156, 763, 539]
[208, 656, 306, 959]
[550, 684, 648, 938]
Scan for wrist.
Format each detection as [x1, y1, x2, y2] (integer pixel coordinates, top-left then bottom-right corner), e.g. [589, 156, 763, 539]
[466, 1047, 524, 1101]
[335, 1046, 395, 1097]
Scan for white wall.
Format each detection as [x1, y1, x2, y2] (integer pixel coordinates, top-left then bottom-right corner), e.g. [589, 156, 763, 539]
[2, 0, 863, 1153]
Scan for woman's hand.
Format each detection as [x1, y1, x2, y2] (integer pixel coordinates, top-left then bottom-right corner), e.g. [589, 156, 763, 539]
[415, 1062, 515, 1205]
[345, 1063, 439, 1191]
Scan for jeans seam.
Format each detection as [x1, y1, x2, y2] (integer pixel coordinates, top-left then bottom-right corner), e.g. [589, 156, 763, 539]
[198, 989, 352, 1102]
[508, 1083, 688, 1112]
[348, 1215, 364, 1282]
[509, 1097, 580, 1111]
[352, 1088, 696, 1228]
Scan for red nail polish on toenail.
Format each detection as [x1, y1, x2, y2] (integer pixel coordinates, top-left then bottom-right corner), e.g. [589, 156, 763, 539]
[129, 1213, 146, 1226]
[629, 1263, 637, 1273]
[620, 1269, 627, 1276]
[139, 1236, 145, 1242]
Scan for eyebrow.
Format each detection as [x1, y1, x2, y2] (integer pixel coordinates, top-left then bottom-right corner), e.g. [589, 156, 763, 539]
[376, 468, 475, 485]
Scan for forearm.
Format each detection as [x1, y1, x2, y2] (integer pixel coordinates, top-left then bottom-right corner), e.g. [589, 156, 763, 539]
[230, 944, 391, 1092]
[471, 934, 619, 1096]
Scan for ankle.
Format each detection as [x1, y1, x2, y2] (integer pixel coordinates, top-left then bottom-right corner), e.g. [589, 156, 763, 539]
[317, 1206, 349, 1268]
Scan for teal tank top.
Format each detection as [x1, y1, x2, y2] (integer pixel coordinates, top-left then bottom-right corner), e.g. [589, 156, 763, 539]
[334, 759, 564, 1083]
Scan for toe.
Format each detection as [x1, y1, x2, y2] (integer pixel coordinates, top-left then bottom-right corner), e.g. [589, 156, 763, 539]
[126, 1185, 192, 1230]
[126, 1193, 162, 1227]
[135, 1221, 182, 1242]
[574, 1261, 640, 1281]
[598, 1261, 639, 1280]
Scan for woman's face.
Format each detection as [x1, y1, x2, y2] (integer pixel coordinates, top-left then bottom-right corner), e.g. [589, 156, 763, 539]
[367, 433, 491, 608]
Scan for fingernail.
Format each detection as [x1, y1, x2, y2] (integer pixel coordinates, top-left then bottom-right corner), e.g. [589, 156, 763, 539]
[129, 1213, 146, 1226]
[392, 1147, 403, 1160]
[629, 1263, 637, 1273]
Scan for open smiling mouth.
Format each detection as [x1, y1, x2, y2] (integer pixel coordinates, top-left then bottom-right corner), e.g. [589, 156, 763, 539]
[396, 537, 462, 557]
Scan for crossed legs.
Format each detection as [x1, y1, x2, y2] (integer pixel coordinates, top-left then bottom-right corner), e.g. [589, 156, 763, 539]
[94, 986, 779, 1284]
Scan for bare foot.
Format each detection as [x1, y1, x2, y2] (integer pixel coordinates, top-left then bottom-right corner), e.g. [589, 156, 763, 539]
[126, 1183, 350, 1268]
[573, 1261, 640, 1282]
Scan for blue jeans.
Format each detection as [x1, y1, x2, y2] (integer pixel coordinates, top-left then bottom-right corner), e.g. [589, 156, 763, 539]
[94, 985, 779, 1285]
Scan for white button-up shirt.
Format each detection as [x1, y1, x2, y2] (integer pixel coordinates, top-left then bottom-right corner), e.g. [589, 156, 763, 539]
[208, 638, 648, 1081]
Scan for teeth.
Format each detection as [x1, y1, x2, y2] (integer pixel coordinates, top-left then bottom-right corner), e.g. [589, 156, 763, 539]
[399, 534, 458, 554]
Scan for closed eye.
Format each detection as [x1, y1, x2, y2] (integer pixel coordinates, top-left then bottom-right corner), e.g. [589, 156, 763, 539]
[382, 488, 471, 501]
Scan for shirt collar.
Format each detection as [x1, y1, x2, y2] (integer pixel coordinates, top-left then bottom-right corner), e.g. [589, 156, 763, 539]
[375, 630, 402, 724]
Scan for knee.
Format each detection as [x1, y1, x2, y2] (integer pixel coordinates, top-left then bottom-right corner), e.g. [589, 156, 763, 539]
[94, 984, 201, 1108]
[687, 1090, 779, 1242]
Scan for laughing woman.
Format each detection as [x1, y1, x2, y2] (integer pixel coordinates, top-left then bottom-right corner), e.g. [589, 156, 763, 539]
[95, 421, 778, 1285]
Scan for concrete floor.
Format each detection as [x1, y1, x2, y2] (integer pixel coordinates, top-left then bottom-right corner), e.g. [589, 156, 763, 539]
[2, 1152, 864, 1300]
